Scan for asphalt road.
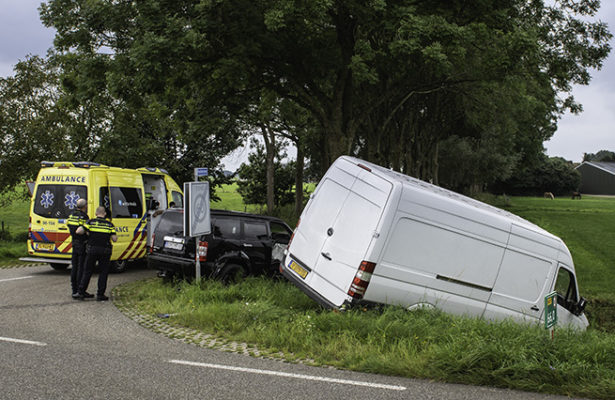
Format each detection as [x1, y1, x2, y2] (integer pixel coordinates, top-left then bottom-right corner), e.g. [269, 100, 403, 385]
[0, 264, 582, 400]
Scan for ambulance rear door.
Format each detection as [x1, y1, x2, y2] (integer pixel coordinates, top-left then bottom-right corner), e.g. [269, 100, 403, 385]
[29, 168, 88, 260]
[106, 170, 147, 262]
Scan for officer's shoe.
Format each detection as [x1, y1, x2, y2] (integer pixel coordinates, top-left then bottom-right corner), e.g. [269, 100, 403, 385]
[73, 293, 85, 300]
[96, 295, 109, 302]
[83, 292, 95, 298]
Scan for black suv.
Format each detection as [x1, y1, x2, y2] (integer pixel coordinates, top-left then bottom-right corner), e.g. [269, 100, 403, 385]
[148, 209, 293, 281]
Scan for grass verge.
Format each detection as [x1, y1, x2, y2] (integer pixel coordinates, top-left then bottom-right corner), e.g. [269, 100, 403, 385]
[115, 277, 615, 399]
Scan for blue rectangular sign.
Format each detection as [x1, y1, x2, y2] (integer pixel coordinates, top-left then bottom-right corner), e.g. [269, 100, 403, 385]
[194, 167, 208, 177]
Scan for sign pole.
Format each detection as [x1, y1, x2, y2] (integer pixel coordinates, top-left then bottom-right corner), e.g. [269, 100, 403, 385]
[183, 178, 211, 283]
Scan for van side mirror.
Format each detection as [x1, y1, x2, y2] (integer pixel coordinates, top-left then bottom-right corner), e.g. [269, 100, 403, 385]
[574, 297, 587, 316]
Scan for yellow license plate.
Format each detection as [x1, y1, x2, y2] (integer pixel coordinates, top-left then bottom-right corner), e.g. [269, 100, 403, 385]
[288, 260, 308, 279]
[36, 243, 56, 251]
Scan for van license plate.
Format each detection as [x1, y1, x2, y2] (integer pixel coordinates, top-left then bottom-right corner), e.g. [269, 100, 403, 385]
[288, 260, 308, 279]
[36, 243, 55, 251]
[164, 241, 183, 251]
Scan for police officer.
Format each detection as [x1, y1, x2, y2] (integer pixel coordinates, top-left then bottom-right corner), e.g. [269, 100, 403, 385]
[67, 198, 91, 299]
[76, 206, 118, 301]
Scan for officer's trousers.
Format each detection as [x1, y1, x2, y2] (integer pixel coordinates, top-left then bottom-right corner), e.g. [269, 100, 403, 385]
[79, 246, 111, 296]
[70, 240, 87, 294]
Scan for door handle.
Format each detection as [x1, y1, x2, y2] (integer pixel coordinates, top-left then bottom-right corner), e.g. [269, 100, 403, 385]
[242, 243, 253, 247]
[321, 252, 332, 260]
[531, 305, 539, 311]
[58, 227, 68, 231]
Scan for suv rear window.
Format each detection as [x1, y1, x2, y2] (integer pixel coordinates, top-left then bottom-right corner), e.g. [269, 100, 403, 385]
[157, 211, 184, 235]
[33, 184, 87, 219]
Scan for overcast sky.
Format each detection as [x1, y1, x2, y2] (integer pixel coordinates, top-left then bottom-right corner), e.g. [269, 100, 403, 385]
[1, 0, 613, 167]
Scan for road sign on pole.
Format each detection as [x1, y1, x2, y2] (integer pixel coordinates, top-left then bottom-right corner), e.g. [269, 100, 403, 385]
[183, 181, 211, 280]
[545, 291, 558, 338]
[194, 167, 208, 181]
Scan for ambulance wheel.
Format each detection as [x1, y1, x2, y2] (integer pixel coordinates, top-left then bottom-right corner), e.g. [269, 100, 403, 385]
[50, 263, 68, 271]
[110, 260, 128, 273]
[219, 264, 246, 284]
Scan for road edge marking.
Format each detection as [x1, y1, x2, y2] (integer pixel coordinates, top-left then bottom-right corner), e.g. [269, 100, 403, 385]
[0, 336, 47, 346]
[168, 359, 406, 391]
[0, 276, 35, 283]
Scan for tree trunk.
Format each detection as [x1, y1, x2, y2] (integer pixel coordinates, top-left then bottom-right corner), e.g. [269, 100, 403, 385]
[294, 141, 305, 217]
[261, 124, 276, 214]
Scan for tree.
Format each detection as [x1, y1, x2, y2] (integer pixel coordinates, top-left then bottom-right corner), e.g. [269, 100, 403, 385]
[0, 55, 111, 194]
[236, 141, 295, 208]
[38, 0, 612, 191]
[583, 150, 615, 162]
[39, 0, 247, 189]
[492, 156, 581, 196]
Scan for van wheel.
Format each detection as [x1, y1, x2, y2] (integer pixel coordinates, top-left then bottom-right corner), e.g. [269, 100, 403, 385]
[110, 260, 128, 273]
[49, 263, 68, 270]
[219, 264, 246, 285]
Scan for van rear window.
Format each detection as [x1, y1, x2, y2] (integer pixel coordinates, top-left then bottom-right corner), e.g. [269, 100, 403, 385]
[33, 185, 87, 219]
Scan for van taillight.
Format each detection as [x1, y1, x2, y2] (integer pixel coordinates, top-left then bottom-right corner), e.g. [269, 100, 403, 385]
[27, 216, 32, 239]
[197, 240, 208, 262]
[288, 218, 300, 248]
[348, 261, 377, 299]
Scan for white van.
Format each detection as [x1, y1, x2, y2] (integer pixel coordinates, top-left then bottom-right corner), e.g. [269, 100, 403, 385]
[281, 156, 588, 329]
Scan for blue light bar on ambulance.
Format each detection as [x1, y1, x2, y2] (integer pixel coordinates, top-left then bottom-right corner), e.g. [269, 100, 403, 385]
[73, 161, 100, 168]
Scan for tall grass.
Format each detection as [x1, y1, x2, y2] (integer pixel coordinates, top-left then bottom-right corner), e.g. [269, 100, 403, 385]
[119, 277, 615, 399]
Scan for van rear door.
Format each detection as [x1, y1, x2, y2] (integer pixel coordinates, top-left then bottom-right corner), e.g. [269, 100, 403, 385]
[287, 159, 392, 307]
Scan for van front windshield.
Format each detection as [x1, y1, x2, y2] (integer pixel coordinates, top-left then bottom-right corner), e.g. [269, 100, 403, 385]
[33, 185, 87, 219]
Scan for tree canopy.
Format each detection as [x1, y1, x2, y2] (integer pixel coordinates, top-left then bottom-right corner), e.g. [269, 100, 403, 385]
[0, 0, 611, 198]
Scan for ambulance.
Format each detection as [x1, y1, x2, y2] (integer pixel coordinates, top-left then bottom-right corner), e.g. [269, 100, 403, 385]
[21, 161, 183, 272]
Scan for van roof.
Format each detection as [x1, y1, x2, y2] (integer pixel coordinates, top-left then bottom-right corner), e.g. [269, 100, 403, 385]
[341, 156, 552, 238]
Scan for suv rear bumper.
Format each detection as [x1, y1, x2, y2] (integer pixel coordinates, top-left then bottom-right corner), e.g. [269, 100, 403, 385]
[147, 253, 212, 277]
[148, 253, 193, 271]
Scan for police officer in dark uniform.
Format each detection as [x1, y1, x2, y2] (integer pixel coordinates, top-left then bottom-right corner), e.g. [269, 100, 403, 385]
[67, 198, 91, 299]
[76, 206, 118, 301]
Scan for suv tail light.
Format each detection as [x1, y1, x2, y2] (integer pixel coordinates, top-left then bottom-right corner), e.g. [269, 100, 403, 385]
[197, 240, 208, 262]
[148, 233, 155, 254]
[348, 261, 377, 299]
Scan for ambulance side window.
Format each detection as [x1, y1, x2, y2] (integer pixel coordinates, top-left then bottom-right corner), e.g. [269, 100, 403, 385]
[171, 191, 183, 207]
[110, 187, 143, 218]
[34, 185, 87, 219]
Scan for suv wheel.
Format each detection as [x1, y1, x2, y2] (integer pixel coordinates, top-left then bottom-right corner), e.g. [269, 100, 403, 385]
[219, 263, 246, 284]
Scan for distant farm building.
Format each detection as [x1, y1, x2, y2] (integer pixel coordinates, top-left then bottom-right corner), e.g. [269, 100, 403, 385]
[575, 162, 615, 195]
